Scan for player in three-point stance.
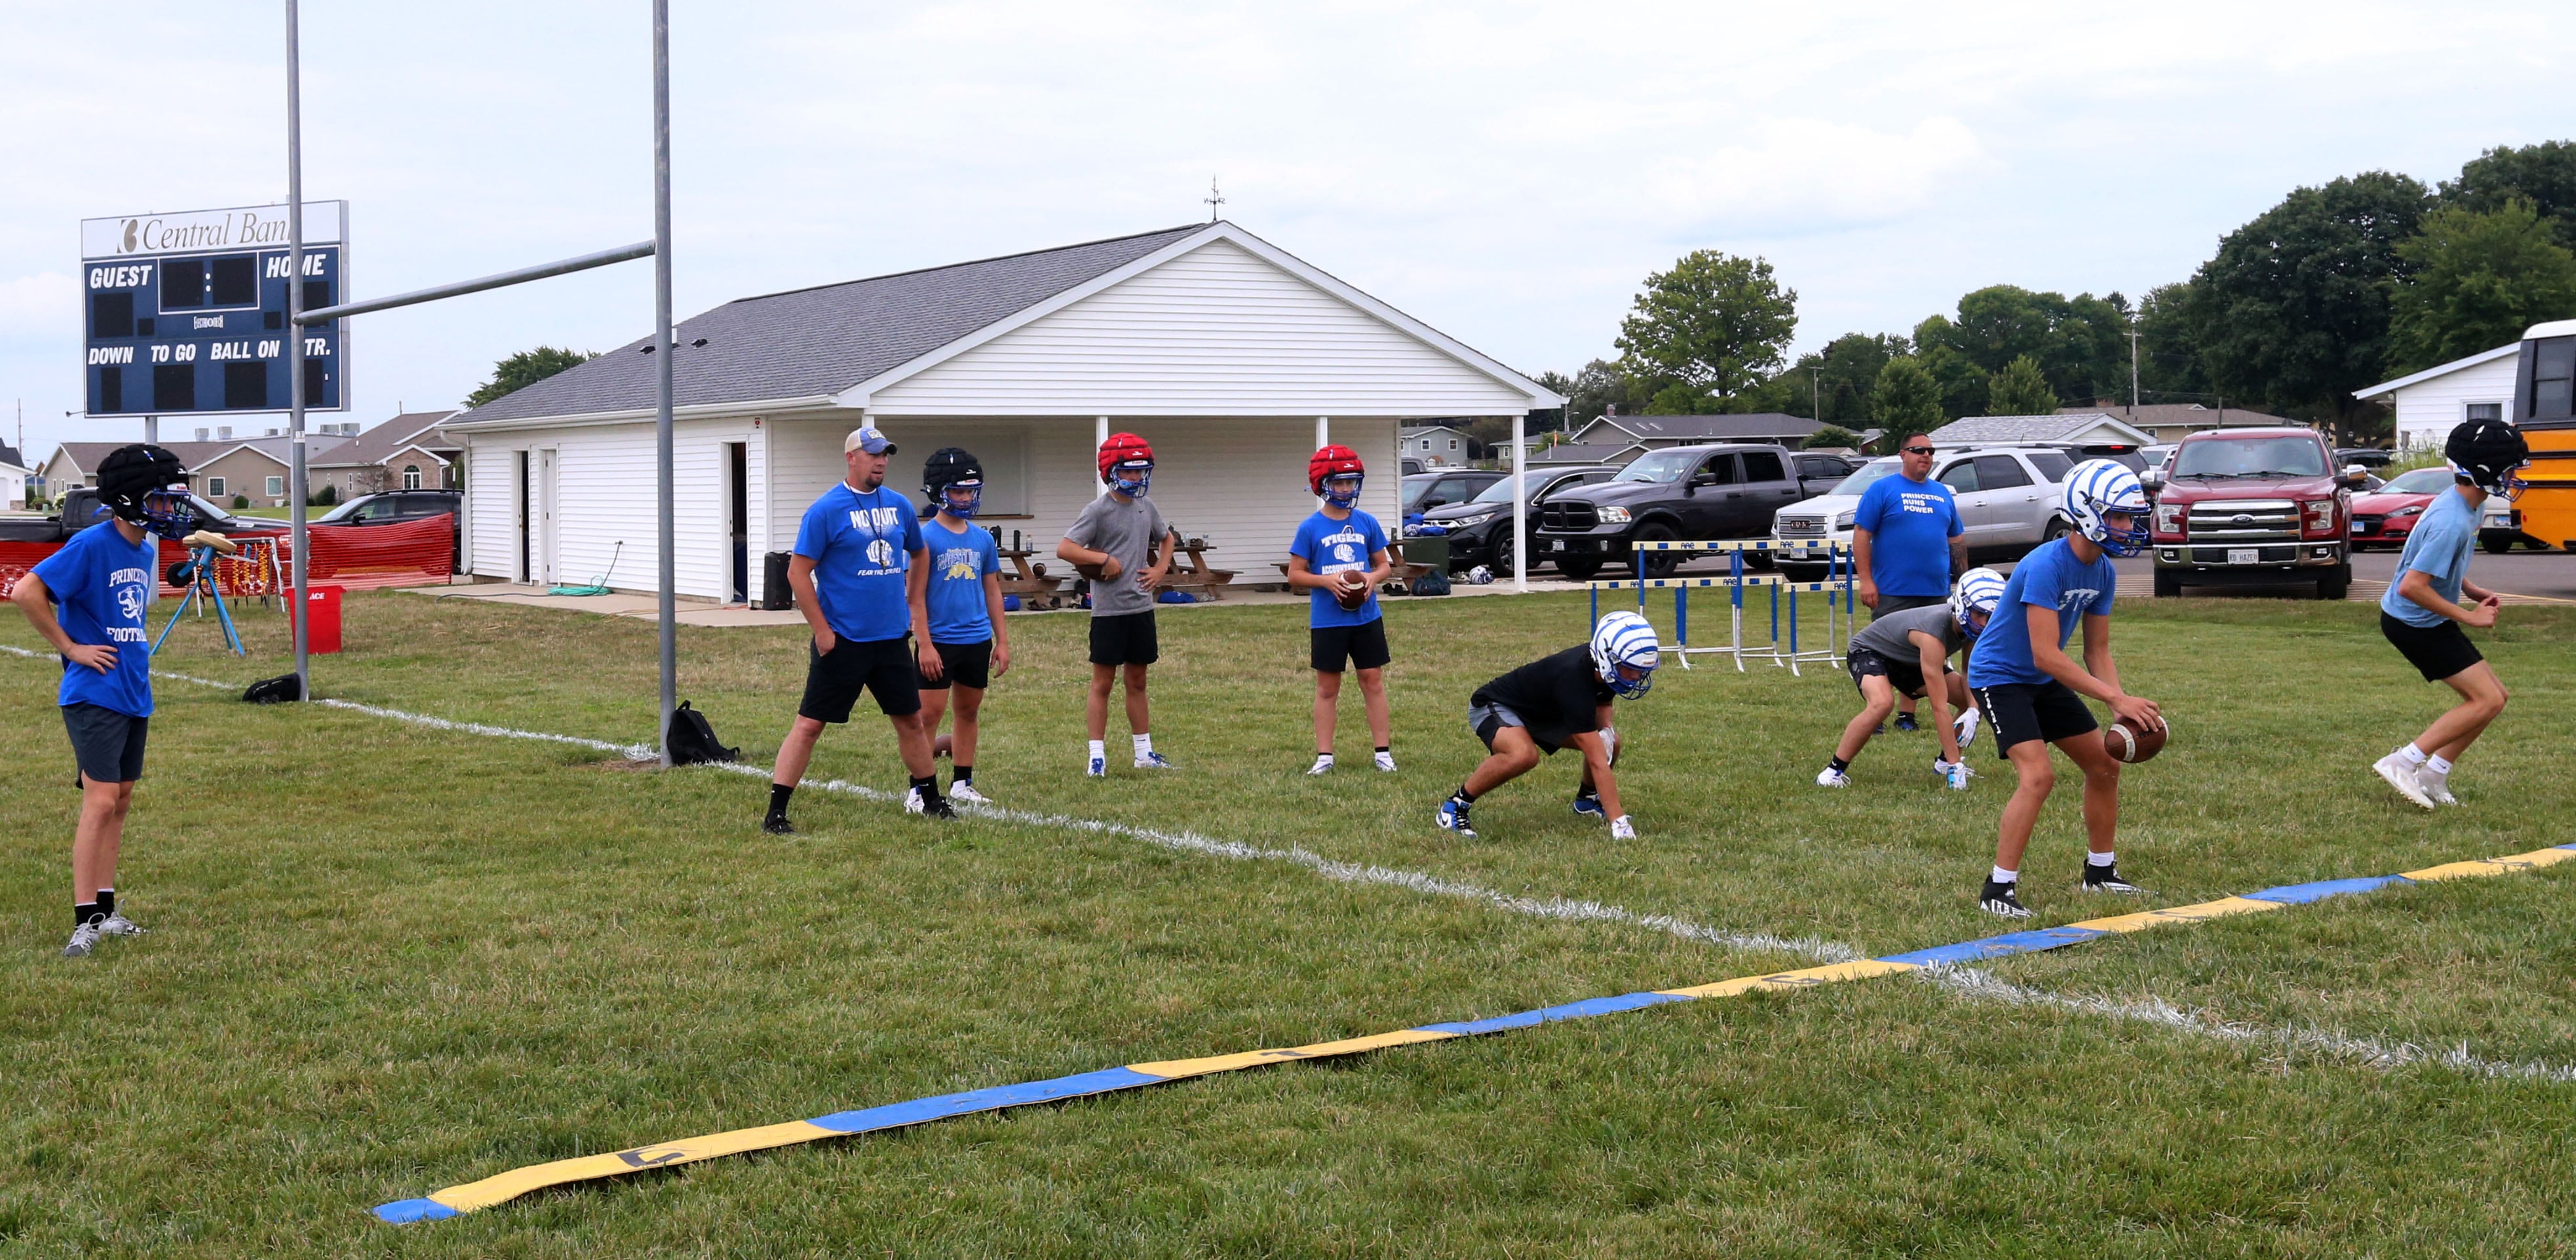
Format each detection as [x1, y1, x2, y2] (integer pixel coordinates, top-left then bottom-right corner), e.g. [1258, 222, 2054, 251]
[1965, 460, 2163, 919]
[915, 447, 1011, 805]
[10, 445, 194, 957]
[2370, 418, 2529, 809]
[1058, 432, 1179, 776]
[1437, 611, 1659, 840]
[1287, 444, 1396, 774]
[765, 425, 953, 833]
[1818, 567, 2003, 790]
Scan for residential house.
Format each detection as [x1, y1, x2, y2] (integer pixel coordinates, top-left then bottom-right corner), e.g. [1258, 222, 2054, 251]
[44, 432, 352, 508]
[1524, 440, 1642, 467]
[309, 410, 463, 499]
[1569, 411, 1882, 451]
[1400, 424, 1477, 467]
[1927, 412, 2155, 449]
[0, 444, 31, 510]
[2351, 345, 2520, 454]
[2056, 402, 2296, 444]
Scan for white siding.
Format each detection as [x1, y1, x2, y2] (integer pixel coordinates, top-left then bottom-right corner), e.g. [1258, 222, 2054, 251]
[867, 240, 1532, 417]
[2389, 355, 2518, 453]
[464, 419, 768, 601]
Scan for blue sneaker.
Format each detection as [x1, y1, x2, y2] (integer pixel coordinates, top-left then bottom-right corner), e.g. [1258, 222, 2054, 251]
[1436, 797, 1477, 838]
[1894, 713, 1920, 732]
[1572, 791, 1604, 818]
[1134, 752, 1178, 770]
[1086, 754, 1107, 778]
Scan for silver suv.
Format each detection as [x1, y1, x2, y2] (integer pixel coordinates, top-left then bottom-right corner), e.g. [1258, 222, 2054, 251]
[1773, 445, 2075, 579]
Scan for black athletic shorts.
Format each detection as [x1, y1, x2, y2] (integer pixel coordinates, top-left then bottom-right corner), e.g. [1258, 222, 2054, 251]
[63, 703, 148, 784]
[801, 635, 923, 723]
[1311, 618, 1391, 673]
[917, 638, 993, 691]
[1469, 700, 1562, 754]
[1846, 645, 1938, 698]
[1088, 611, 1159, 667]
[2381, 612, 2483, 683]
[1971, 680, 2097, 758]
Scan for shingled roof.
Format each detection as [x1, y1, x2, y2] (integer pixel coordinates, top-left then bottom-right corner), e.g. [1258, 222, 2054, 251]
[455, 224, 1211, 424]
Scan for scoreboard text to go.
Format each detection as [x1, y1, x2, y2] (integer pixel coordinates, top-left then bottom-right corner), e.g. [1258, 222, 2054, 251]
[82, 245, 345, 416]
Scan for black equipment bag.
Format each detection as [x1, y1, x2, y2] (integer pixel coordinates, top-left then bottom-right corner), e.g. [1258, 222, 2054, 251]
[243, 674, 303, 704]
[666, 700, 740, 765]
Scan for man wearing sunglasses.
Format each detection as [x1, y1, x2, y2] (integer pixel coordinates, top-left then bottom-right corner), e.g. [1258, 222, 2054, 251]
[1851, 434, 1968, 732]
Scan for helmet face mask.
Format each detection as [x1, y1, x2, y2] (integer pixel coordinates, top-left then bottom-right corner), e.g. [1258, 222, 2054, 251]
[1308, 444, 1366, 508]
[939, 479, 984, 518]
[1589, 611, 1661, 699]
[1950, 567, 2008, 641]
[1108, 461, 1153, 497]
[1098, 432, 1156, 497]
[2063, 459, 2151, 558]
[1321, 472, 1364, 508]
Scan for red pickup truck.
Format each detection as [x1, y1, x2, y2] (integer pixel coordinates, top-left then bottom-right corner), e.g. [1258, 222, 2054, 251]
[2147, 427, 2361, 600]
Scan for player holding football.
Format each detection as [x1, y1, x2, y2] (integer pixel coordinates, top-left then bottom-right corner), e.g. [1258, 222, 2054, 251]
[2370, 418, 2529, 809]
[1058, 432, 1179, 776]
[1817, 567, 2003, 790]
[1437, 611, 1659, 840]
[915, 447, 1011, 805]
[1965, 460, 2164, 918]
[1287, 445, 1396, 774]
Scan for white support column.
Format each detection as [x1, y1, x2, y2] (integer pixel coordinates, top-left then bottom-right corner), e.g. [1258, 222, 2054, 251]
[1096, 415, 1110, 498]
[1315, 415, 1329, 450]
[1511, 411, 1527, 592]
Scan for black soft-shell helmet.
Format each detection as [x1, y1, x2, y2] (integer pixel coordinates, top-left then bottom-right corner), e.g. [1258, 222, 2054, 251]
[94, 444, 197, 539]
[2445, 418, 2530, 495]
[921, 446, 985, 518]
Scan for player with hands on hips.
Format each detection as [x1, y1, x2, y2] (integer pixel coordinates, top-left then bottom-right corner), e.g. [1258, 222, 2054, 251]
[1058, 432, 1179, 775]
[1287, 445, 1397, 774]
[1438, 611, 1659, 841]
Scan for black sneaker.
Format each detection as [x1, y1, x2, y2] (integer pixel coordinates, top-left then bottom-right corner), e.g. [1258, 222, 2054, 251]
[905, 787, 957, 819]
[1978, 879, 2031, 919]
[1894, 713, 1920, 732]
[761, 814, 796, 835]
[2080, 864, 2148, 894]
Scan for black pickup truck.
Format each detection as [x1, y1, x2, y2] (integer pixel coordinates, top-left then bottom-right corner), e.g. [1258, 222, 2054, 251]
[0, 489, 263, 544]
[1534, 443, 1856, 580]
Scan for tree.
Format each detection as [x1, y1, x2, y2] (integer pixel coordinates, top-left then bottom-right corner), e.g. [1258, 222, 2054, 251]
[465, 346, 598, 408]
[2133, 282, 2211, 404]
[1802, 426, 1862, 450]
[2189, 171, 2434, 422]
[2388, 199, 2576, 373]
[1986, 354, 2059, 415]
[1613, 250, 1797, 402]
[1872, 355, 1944, 434]
[1913, 285, 2133, 408]
[1562, 358, 1651, 427]
[2440, 141, 2576, 250]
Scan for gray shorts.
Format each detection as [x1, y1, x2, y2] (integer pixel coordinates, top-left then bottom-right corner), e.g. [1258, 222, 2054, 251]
[1469, 700, 1553, 753]
[64, 702, 149, 784]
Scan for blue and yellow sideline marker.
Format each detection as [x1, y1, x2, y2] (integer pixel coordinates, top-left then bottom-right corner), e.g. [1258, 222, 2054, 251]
[375, 842, 2576, 1223]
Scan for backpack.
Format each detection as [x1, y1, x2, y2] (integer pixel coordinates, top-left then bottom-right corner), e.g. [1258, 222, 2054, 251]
[1410, 567, 1451, 597]
[666, 700, 740, 765]
[243, 674, 303, 704]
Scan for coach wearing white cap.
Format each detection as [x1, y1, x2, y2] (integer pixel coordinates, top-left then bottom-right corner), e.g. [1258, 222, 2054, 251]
[764, 425, 952, 831]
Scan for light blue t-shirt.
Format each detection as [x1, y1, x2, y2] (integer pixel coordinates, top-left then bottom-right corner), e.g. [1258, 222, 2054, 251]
[2381, 487, 2477, 628]
[921, 517, 1002, 645]
[1853, 472, 1963, 599]
[29, 521, 159, 717]
[1289, 509, 1389, 628]
[1967, 537, 2115, 689]
[793, 483, 924, 643]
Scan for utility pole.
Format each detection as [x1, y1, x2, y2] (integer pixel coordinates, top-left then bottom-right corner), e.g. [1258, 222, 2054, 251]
[1809, 366, 1823, 421]
[2126, 330, 2142, 413]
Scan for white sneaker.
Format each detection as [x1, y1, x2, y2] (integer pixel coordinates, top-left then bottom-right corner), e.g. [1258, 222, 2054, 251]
[1085, 753, 1106, 778]
[62, 922, 103, 958]
[1815, 767, 1851, 788]
[904, 786, 929, 814]
[948, 781, 992, 805]
[1135, 751, 1177, 770]
[1374, 750, 1398, 773]
[96, 911, 145, 938]
[2373, 754, 2436, 810]
[1306, 755, 1335, 776]
[2416, 767, 2459, 807]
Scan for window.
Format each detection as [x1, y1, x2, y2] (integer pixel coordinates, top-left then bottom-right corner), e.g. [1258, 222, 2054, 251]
[2528, 335, 2574, 421]
[1448, 438, 1459, 451]
[265, 475, 284, 498]
[2465, 402, 2503, 423]
[1973, 455, 2033, 490]
[402, 464, 422, 490]
[1698, 454, 1742, 485]
[1797, 455, 1843, 478]
[1937, 461, 1981, 493]
[2025, 451, 2075, 483]
[1740, 451, 1786, 483]
[207, 477, 225, 497]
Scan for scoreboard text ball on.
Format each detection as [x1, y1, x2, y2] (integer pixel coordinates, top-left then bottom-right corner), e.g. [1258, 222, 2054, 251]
[79, 202, 349, 417]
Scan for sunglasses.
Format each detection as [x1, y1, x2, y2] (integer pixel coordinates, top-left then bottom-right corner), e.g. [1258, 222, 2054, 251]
[1900, 446, 1934, 455]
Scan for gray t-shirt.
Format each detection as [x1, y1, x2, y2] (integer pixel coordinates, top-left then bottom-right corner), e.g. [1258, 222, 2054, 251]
[1065, 492, 1171, 617]
[1849, 601, 1965, 666]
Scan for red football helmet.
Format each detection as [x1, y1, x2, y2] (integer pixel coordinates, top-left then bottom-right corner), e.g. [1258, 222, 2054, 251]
[1307, 444, 1365, 496]
[1098, 432, 1155, 484]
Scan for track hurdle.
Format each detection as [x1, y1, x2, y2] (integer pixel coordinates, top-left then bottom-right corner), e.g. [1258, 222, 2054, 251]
[1585, 541, 1855, 674]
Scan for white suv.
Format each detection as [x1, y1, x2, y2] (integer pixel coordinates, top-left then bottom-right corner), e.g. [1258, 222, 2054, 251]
[1773, 446, 2075, 578]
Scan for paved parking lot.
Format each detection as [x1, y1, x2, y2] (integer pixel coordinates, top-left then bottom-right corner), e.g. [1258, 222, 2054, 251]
[1575, 546, 2576, 605]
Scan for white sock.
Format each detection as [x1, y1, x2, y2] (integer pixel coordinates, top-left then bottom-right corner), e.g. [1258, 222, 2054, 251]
[1087, 740, 1105, 761]
[2396, 744, 2429, 767]
[1312, 752, 1334, 765]
[1133, 733, 1154, 757]
[1990, 866, 2018, 885]
[2426, 755, 2453, 776]
[2086, 850, 2115, 868]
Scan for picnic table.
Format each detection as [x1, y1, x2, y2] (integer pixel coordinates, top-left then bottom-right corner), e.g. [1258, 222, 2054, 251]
[994, 546, 1071, 611]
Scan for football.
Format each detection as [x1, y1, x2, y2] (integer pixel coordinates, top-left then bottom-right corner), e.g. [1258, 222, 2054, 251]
[1333, 571, 1372, 611]
[2104, 717, 2169, 764]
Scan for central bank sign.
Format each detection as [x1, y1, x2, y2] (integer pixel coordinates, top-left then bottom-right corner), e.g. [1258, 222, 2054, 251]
[79, 201, 349, 419]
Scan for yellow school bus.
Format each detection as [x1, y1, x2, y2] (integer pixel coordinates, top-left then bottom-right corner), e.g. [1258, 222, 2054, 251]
[2511, 319, 2576, 550]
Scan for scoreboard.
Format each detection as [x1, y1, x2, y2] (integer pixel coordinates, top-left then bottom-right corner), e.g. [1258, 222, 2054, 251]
[79, 201, 349, 417]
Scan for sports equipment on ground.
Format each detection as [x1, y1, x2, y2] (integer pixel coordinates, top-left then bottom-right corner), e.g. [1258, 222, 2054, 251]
[1309, 444, 1366, 507]
[2062, 459, 2151, 556]
[2446, 417, 2531, 496]
[2415, 765, 2459, 807]
[1978, 880, 2031, 919]
[1951, 566, 2009, 640]
[1332, 571, 1371, 611]
[94, 444, 196, 539]
[1609, 815, 1636, 840]
[1436, 797, 1476, 838]
[948, 782, 991, 805]
[2373, 754, 2435, 809]
[1098, 432, 1155, 495]
[2104, 717, 2168, 763]
[922, 447, 986, 518]
[1307, 755, 1334, 776]
[1589, 610, 1661, 698]
[62, 922, 102, 957]
[96, 911, 144, 937]
[1135, 751, 1178, 770]
[2080, 866, 2148, 894]
[1814, 767, 1850, 788]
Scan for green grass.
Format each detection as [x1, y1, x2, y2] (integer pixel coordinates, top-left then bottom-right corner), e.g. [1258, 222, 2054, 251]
[3, 588, 2575, 1255]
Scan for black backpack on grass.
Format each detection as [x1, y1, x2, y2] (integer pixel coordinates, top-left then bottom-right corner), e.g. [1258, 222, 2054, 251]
[666, 701, 739, 765]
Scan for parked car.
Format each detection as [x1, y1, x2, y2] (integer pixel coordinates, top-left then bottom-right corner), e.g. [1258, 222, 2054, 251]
[1416, 465, 1624, 575]
[2348, 466, 2456, 550]
[316, 489, 461, 525]
[1534, 444, 1849, 581]
[2149, 427, 2356, 599]
[1400, 457, 1427, 476]
[2336, 446, 2396, 468]
[1772, 446, 2075, 581]
[0, 487, 267, 544]
[1398, 468, 1505, 518]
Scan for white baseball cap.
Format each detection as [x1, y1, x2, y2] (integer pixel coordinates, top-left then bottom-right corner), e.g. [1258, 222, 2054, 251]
[845, 425, 895, 455]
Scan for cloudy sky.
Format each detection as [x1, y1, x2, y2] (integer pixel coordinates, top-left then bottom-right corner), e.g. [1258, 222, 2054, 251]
[4, 1, 2569, 464]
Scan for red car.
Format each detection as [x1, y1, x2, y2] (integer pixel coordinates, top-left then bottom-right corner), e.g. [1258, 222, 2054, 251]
[2348, 466, 2458, 550]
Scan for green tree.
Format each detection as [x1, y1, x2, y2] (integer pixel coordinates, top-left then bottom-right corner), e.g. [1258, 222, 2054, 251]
[1913, 285, 2133, 408]
[2388, 199, 2576, 373]
[1986, 354, 2060, 415]
[1802, 426, 1862, 450]
[1750, 332, 1910, 423]
[2134, 281, 2211, 404]
[1907, 319, 1991, 419]
[1872, 355, 1944, 434]
[1561, 358, 1651, 427]
[2189, 170, 2433, 421]
[1613, 250, 1797, 402]
[2440, 141, 2576, 249]
[465, 346, 598, 409]
[1644, 382, 1722, 415]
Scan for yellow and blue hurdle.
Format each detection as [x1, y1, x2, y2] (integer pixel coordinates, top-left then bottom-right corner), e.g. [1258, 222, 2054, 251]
[1585, 541, 1855, 674]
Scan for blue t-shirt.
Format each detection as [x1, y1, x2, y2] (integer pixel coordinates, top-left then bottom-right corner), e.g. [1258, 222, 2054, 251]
[1289, 509, 1389, 628]
[921, 517, 1002, 645]
[2381, 488, 2477, 628]
[1853, 473, 1963, 598]
[1967, 537, 2115, 689]
[29, 522, 159, 717]
[794, 483, 924, 643]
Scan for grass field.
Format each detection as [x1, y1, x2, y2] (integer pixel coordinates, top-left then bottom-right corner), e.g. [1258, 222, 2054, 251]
[4, 585, 2575, 1256]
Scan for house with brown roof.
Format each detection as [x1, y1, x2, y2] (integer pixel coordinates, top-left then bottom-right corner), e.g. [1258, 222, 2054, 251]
[41, 433, 353, 508]
[2057, 402, 2296, 444]
[309, 411, 462, 499]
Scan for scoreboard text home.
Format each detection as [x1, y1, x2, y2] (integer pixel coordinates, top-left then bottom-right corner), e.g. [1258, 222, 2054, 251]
[79, 201, 349, 417]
